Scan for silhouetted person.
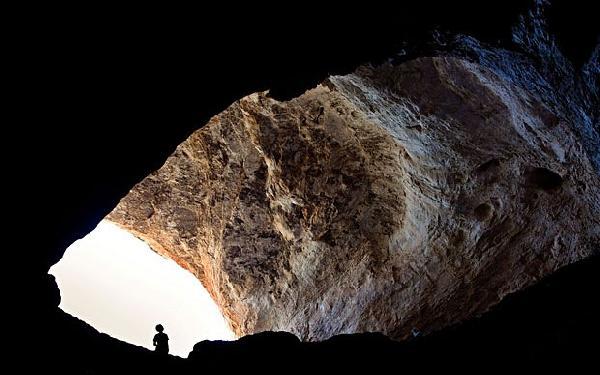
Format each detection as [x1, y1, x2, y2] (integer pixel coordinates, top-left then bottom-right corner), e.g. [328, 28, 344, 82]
[153, 324, 169, 355]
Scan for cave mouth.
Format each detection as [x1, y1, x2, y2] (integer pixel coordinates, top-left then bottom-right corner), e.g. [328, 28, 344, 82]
[49, 220, 235, 357]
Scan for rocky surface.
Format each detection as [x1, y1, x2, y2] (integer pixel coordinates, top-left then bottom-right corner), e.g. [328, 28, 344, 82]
[440, 2, 600, 172]
[107, 56, 599, 341]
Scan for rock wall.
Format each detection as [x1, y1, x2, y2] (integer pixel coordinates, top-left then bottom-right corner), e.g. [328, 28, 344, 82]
[107, 57, 599, 341]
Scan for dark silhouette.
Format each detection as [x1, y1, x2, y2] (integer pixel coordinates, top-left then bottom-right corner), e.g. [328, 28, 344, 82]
[153, 324, 169, 355]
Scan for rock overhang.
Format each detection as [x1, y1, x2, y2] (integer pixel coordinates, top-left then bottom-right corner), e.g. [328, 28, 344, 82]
[105, 56, 600, 341]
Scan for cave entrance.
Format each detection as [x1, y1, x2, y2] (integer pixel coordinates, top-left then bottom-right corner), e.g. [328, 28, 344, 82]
[49, 220, 235, 357]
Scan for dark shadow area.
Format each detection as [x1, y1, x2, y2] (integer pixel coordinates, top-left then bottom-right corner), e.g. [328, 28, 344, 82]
[13, 1, 599, 373]
[527, 167, 564, 191]
[40, 254, 600, 373]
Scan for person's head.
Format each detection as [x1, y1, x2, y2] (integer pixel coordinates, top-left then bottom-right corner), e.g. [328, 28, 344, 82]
[155, 324, 164, 332]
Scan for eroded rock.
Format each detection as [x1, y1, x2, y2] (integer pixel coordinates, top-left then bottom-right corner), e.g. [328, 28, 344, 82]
[107, 57, 600, 341]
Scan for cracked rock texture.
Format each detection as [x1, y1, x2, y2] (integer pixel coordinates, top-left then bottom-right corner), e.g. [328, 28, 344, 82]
[107, 56, 600, 341]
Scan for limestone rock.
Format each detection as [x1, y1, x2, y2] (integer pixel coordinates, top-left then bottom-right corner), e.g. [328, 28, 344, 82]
[107, 57, 600, 341]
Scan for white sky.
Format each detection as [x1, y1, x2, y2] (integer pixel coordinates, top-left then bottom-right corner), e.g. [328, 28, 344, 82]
[49, 220, 235, 357]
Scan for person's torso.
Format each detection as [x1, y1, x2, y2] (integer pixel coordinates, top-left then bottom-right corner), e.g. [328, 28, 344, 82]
[155, 332, 169, 345]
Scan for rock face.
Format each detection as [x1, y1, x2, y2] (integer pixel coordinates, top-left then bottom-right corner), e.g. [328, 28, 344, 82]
[107, 57, 599, 341]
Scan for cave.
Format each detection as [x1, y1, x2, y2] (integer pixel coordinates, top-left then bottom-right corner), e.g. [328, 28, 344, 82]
[49, 220, 235, 357]
[97, 53, 600, 343]
[22, 1, 599, 374]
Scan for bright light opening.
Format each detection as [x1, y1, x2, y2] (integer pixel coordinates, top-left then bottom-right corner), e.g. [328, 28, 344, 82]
[49, 220, 235, 357]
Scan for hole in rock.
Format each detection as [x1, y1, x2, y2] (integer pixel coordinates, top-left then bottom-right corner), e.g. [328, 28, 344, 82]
[475, 158, 500, 174]
[527, 167, 563, 191]
[474, 203, 494, 221]
[49, 220, 235, 357]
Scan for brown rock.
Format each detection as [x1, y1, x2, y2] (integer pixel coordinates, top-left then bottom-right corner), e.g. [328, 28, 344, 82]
[107, 57, 600, 341]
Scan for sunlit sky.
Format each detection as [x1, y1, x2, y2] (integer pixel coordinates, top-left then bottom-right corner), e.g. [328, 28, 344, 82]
[49, 220, 235, 357]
